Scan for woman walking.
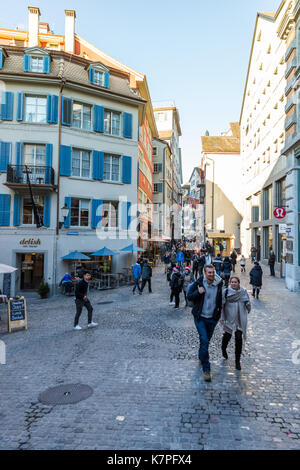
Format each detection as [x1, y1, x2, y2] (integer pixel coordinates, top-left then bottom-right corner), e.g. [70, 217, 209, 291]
[169, 267, 183, 309]
[240, 255, 246, 273]
[182, 266, 194, 307]
[249, 261, 263, 299]
[222, 256, 232, 288]
[221, 276, 251, 370]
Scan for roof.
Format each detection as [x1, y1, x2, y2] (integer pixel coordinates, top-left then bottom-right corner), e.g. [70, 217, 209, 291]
[201, 122, 240, 153]
[157, 130, 173, 141]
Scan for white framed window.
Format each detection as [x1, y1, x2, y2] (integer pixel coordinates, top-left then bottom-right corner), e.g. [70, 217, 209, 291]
[94, 71, 105, 86]
[71, 149, 91, 178]
[104, 109, 121, 136]
[22, 195, 44, 225]
[73, 102, 92, 130]
[102, 201, 118, 228]
[70, 198, 90, 227]
[22, 144, 46, 184]
[31, 56, 44, 73]
[25, 96, 47, 123]
[103, 154, 120, 182]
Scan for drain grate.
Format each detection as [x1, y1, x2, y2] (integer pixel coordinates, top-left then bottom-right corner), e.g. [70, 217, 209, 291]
[38, 384, 93, 405]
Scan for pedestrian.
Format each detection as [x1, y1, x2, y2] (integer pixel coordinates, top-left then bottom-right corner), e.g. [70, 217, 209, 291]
[59, 273, 73, 295]
[250, 245, 257, 263]
[205, 251, 212, 266]
[140, 259, 153, 294]
[212, 253, 223, 276]
[249, 261, 263, 299]
[132, 261, 141, 295]
[222, 256, 232, 288]
[170, 250, 177, 265]
[192, 253, 199, 279]
[198, 252, 206, 277]
[230, 249, 237, 273]
[176, 249, 185, 270]
[240, 255, 246, 273]
[163, 252, 170, 274]
[268, 250, 276, 276]
[187, 264, 223, 382]
[182, 266, 194, 307]
[169, 267, 183, 309]
[74, 271, 98, 330]
[221, 276, 251, 370]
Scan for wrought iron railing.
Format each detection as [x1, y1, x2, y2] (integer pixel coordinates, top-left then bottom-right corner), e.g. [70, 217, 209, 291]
[6, 165, 55, 186]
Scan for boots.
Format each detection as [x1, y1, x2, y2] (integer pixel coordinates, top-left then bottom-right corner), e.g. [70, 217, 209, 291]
[252, 288, 255, 297]
[235, 330, 243, 370]
[256, 288, 260, 299]
[221, 332, 232, 360]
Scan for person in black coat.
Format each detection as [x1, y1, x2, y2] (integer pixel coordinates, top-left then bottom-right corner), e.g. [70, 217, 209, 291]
[140, 260, 153, 294]
[249, 262, 263, 299]
[230, 250, 237, 273]
[169, 267, 183, 309]
[197, 254, 206, 277]
[268, 250, 276, 276]
[74, 272, 98, 330]
[192, 254, 199, 279]
[222, 257, 232, 288]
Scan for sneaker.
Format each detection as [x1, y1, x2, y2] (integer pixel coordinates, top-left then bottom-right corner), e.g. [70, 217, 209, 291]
[169, 302, 175, 306]
[87, 322, 98, 328]
[74, 325, 82, 331]
[203, 371, 212, 382]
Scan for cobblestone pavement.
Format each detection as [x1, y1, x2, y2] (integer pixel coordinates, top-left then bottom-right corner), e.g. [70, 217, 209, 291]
[0, 262, 299, 450]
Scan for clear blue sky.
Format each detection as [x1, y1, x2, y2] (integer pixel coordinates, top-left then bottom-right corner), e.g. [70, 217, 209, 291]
[2, 0, 281, 181]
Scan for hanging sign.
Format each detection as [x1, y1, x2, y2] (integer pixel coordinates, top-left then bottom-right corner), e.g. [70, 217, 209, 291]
[273, 207, 286, 219]
[8, 297, 27, 333]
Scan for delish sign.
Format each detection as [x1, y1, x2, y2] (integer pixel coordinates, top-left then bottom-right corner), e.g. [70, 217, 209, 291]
[273, 207, 286, 219]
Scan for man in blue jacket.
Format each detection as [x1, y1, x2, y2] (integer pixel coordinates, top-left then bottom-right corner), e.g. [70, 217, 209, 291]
[132, 261, 142, 295]
[187, 264, 223, 382]
[176, 250, 185, 270]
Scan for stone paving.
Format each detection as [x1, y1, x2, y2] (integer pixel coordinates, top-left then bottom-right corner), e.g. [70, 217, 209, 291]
[0, 262, 299, 450]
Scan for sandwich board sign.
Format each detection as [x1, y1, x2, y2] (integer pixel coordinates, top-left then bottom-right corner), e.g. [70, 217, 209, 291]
[8, 297, 27, 333]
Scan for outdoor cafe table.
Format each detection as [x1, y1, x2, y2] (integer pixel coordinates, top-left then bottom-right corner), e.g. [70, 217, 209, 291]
[100, 273, 120, 289]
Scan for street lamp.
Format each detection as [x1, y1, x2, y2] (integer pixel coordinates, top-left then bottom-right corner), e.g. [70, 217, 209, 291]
[59, 203, 70, 229]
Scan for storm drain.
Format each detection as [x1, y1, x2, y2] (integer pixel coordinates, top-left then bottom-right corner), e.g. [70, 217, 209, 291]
[38, 384, 93, 405]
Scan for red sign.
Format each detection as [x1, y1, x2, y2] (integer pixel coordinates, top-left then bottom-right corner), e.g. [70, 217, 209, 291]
[273, 207, 286, 219]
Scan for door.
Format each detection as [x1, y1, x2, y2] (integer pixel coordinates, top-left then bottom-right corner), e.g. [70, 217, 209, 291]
[21, 253, 44, 290]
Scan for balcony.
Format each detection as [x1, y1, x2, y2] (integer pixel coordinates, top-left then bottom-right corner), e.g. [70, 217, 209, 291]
[5, 165, 56, 194]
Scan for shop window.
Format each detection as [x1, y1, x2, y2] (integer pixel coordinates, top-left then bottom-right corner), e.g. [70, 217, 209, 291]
[70, 199, 90, 227]
[22, 195, 44, 225]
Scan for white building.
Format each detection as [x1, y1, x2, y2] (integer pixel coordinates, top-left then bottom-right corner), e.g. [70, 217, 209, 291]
[181, 167, 205, 245]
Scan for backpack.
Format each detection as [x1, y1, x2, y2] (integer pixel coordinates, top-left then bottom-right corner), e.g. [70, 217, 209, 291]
[178, 273, 184, 289]
[186, 282, 196, 307]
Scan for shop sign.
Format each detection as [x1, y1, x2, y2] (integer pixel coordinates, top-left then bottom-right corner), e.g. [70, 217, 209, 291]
[19, 238, 41, 247]
[279, 224, 286, 234]
[273, 207, 286, 219]
[8, 297, 27, 333]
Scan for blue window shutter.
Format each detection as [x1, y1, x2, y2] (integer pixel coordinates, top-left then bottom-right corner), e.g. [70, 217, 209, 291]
[91, 199, 103, 229]
[89, 68, 95, 84]
[121, 201, 131, 230]
[122, 156, 132, 184]
[1, 92, 13, 121]
[127, 202, 131, 230]
[0, 194, 11, 226]
[13, 194, 20, 226]
[43, 196, 50, 227]
[0, 51, 3, 69]
[17, 92, 24, 121]
[0, 142, 11, 172]
[16, 142, 23, 179]
[60, 145, 71, 176]
[61, 97, 72, 126]
[64, 197, 71, 228]
[93, 105, 104, 133]
[47, 95, 58, 124]
[45, 144, 53, 184]
[24, 54, 30, 72]
[123, 112, 133, 139]
[104, 72, 109, 88]
[43, 56, 50, 74]
[92, 151, 104, 180]
[46, 95, 52, 123]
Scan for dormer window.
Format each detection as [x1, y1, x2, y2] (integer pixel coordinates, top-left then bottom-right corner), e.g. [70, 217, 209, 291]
[88, 63, 109, 89]
[24, 48, 50, 74]
[31, 56, 44, 73]
[94, 71, 105, 87]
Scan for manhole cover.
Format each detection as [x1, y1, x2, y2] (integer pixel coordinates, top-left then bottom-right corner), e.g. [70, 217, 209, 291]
[38, 384, 93, 405]
[97, 301, 114, 305]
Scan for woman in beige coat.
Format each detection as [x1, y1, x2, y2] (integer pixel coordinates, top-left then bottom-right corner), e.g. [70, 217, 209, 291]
[221, 276, 251, 370]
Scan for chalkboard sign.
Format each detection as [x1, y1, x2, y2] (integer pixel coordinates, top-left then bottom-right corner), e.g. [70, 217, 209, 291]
[8, 297, 27, 332]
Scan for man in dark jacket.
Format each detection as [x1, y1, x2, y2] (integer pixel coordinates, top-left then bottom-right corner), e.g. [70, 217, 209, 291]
[170, 267, 183, 309]
[250, 262, 263, 298]
[74, 271, 98, 330]
[212, 253, 223, 276]
[140, 259, 153, 294]
[187, 264, 223, 382]
[268, 250, 276, 276]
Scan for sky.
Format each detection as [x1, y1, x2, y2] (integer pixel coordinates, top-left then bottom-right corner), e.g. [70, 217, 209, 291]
[1, 0, 282, 181]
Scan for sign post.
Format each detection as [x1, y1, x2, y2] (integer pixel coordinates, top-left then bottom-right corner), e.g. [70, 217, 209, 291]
[8, 297, 27, 333]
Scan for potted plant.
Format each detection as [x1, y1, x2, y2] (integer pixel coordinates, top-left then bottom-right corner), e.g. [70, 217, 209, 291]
[37, 281, 50, 299]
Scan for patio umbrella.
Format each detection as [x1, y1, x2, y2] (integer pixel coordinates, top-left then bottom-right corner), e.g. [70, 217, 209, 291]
[0, 264, 18, 274]
[120, 243, 145, 253]
[91, 247, 119, 257]
[61, 251, 91, 260]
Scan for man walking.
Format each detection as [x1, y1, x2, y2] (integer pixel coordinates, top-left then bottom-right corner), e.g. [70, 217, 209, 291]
[132, 260, 142, 294]
[268, 250, 276, 276]
[140, 259, 153, 294]
[74, 271, 98, 330]
[187, 264, 223, 382]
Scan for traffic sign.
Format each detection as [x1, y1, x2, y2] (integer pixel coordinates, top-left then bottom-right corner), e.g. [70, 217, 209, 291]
[274, 207, 286, 219]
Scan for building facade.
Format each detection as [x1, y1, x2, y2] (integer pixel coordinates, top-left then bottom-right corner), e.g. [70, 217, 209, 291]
[0, 7, 145, 296]
[201, 123, 242, 256]
[181, 167, 205, 245]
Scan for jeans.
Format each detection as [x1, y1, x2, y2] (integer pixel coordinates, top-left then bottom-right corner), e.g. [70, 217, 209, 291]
[194, 316, 218, 372]
[171, 290, 180, 308]
[141, 278, 152, 293]
[270, 265, 275, 276]
[74, 298, 93, 326]
[132, 278, 141, 292]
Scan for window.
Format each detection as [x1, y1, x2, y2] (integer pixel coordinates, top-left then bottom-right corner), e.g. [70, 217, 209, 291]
[154, 183, 162, 193]
[153, 147, 157, 156]
[102, 201, 118, 228]
[103, 154, 120, 182]
[71, 149, 91, 178]
[275, 179, 286, 207]
[25, 96, 47, 123]
[94, 71, 105, 86]
[31, 56, 44, 73]
[262, 185, 273, 220]
[22, 196, 44, 225]
[104, 110, 121, 136]
[73, 102, 92, 130]
[70, 199, 89, 227]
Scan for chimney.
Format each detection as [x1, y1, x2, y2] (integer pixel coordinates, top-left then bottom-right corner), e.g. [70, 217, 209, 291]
[65, 10, 76, 54]
[28, 6, 40, 47]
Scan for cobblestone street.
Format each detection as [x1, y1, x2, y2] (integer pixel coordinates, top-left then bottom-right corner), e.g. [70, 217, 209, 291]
[0, 263, 300, 450]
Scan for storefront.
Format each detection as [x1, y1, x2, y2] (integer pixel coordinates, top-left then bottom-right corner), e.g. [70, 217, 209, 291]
[206, 232, 235, 257]
[20, 252, 44, 290]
